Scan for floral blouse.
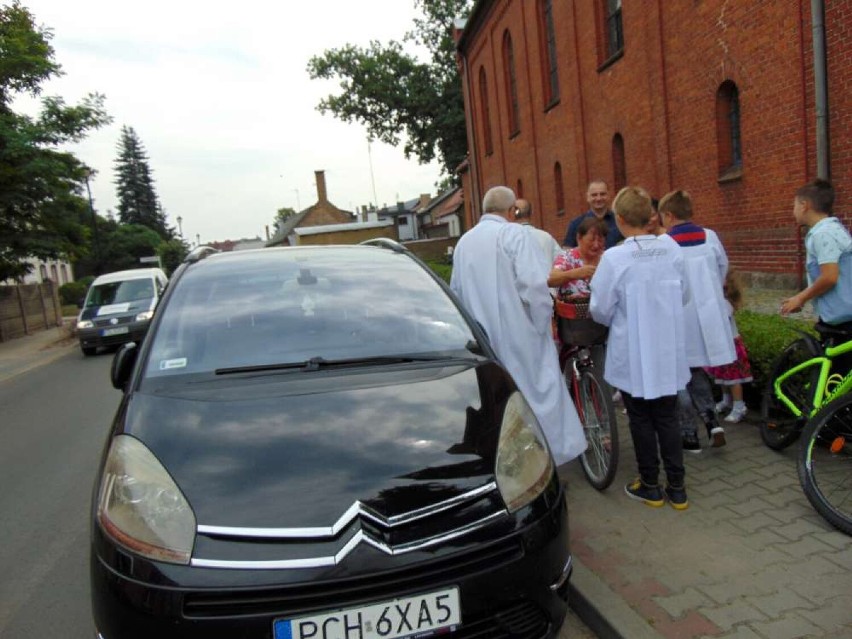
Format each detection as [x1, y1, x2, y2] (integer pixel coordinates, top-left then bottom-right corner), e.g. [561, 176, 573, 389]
[552, 248, 591, 299]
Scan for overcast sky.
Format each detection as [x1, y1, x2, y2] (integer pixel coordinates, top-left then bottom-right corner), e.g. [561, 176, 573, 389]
[16, 0, 443, 244]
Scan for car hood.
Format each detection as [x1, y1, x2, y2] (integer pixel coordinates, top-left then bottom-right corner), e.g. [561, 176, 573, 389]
[120, 361, 515, 529]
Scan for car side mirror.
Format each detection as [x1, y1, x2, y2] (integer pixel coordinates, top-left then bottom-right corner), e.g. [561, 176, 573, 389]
[111, 342, 139, 391]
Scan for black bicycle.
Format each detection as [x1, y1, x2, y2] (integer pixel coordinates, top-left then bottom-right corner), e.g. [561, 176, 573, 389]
[555, 298, 619, 490]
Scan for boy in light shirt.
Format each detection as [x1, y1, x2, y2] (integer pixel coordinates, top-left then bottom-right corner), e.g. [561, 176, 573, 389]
[590, 187, 691, 509]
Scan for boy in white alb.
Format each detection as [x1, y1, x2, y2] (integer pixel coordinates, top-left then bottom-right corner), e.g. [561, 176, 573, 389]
[661, 190, 735, 452]
[590, 187, 691, 509]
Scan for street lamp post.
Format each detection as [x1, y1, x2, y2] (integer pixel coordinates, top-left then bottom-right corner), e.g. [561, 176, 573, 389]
[176, 215, 184, 238]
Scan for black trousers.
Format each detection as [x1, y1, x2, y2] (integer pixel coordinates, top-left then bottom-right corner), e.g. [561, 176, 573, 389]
[621, 392, 685, 488]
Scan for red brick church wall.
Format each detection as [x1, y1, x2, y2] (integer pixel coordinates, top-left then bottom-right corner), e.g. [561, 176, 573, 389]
[458, 0, 851, 286]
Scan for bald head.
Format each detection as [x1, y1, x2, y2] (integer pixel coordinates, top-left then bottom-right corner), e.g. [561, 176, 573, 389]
[514, 198, 532, 220]
[482, 186, 517, 217]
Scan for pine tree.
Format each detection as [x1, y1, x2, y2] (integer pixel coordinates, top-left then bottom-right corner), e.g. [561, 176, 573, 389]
[113, 125, 169, 238]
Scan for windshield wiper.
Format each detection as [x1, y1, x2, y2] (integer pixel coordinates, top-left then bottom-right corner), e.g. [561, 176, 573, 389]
[215, 355, 455, 376]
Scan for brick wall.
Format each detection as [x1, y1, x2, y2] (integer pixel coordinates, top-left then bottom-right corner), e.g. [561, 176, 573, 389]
[296, 226, 398, 246]
[459, 0, 851, 285]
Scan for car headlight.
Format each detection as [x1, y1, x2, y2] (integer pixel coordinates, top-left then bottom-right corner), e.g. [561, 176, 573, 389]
[495, 392, 554, 513]
[97, 435, 196, 564]
[77, 320, 94, 329]
[135, 310, 154, 321]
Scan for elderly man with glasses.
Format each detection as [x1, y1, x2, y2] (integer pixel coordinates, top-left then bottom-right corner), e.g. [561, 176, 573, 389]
[450, 186, 586, 466]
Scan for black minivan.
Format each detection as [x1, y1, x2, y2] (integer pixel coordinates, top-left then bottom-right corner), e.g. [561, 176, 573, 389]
[91, 243, 572, 639]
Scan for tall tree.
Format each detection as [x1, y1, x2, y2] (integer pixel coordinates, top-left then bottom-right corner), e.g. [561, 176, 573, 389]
[157, 237, 190, 275]
[273, 206, 297, 232]
[307, 0, 472, 177]
[114, 125, 169, 238]
[0, 1, 111, 281]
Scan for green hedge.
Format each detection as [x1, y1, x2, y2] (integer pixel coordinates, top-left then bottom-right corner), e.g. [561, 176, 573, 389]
[59, 276, 94, 306]
[735, 310, 816, 406]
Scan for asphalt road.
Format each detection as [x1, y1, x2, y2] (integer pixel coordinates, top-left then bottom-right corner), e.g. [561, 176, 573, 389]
[0, 346, 596, 638]
[0, 347, 115, 638]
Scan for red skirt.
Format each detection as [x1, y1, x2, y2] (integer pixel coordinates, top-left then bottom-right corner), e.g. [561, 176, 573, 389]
[705, 336, 753, 385]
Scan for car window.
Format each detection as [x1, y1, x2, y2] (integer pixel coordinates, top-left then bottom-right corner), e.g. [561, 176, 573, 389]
[144, 249, 474, 377]
[86, 278, 156, 307]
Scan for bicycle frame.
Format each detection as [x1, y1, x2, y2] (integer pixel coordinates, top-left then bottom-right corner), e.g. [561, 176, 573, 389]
[774, 338, 852, 418]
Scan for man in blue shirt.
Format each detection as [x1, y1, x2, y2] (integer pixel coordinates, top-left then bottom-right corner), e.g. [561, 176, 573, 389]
[562, 179, 623, 249]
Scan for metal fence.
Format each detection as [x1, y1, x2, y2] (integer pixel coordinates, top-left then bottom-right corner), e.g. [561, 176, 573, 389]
[0, 281, 63, 342]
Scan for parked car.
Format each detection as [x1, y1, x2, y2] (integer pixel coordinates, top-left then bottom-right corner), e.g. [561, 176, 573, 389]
[76, 267, 168, 356]
[91, 243, 572, 639]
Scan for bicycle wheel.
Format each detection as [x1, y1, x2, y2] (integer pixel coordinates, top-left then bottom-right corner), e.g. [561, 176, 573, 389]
[571, 365, 619, 490]
[760, 337, 820, 450]
[797, 392, 852, 535]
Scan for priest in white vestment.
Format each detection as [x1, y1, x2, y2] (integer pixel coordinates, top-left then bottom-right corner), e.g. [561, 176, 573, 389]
[450, 186, 586, 465]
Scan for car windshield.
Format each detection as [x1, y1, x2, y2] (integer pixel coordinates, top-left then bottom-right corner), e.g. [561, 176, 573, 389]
[144, 247, 475, 378]
[86, 278, 155, 307]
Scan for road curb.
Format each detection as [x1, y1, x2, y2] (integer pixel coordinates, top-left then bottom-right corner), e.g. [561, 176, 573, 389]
[569, 558, 662, 639]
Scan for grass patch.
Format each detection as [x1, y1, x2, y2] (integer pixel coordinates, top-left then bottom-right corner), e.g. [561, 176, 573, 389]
[61, 304, 79, 317]
[424, 261, 452, 285]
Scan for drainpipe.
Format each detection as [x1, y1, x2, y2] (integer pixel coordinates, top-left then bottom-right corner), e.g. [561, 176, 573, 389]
[811, 0, 830, 180]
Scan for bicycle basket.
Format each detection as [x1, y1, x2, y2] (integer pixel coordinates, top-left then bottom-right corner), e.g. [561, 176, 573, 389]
[555, 298, 608, 345]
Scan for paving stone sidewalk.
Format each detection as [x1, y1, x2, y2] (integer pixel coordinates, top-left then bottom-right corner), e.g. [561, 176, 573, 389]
[561, 286, 852, 638]
[563, 408, 852, 639]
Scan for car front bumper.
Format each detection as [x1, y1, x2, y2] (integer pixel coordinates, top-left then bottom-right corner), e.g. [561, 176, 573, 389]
[92, 490, 571, 639]
[78, 322, 149, 349]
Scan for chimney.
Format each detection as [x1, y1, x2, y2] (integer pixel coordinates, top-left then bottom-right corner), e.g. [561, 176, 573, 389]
[315, 170, 328, 204]
[418, 193, 431, 210]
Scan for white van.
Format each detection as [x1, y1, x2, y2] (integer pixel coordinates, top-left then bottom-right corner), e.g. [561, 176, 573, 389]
[76, 268, 168, 356]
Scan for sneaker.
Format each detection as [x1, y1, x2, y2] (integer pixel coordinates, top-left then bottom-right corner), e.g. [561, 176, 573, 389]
[665, 484, 689, 510]
[612, 390, 622, 403]
[682, 432, 702, 454]
[724, 405, 748, 423]
[624, 478, 665, 507]
[715, 399, 731, 413]
[710, 426, 727, 447]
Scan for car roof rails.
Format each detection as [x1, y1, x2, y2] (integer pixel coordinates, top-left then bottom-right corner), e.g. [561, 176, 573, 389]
[359, 238, 408, 253]
[184, 245, 220, 264]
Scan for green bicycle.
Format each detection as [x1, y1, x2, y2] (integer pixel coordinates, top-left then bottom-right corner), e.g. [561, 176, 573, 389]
[760, 328, 848, 450]
[762, 331, 852, 534]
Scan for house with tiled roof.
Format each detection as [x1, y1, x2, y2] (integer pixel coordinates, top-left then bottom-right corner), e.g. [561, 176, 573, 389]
[266, 171, 354, 247]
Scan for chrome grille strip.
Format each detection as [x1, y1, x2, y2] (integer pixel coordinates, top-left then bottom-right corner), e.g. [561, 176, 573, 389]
[190, 510, 509, 570]
[196, 482, 498, 539]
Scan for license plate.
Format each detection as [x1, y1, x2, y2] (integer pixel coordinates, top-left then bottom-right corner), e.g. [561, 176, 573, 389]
[274, 587, 460, 639]
[101, 326, 129, 337]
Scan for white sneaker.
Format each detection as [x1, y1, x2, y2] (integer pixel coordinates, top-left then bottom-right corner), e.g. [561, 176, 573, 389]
[724, 405, 748, 423]
[715, 399, 731, 413]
